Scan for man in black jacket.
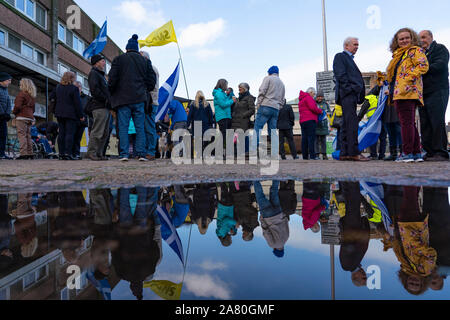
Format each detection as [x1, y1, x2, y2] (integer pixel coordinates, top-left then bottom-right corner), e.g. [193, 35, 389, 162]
[87, 54, 111, 161]
[419, 30, 449, 161]
[277, 100, 298, 160]
[108, 35, 156, 162]
[333, 37, 370, 162]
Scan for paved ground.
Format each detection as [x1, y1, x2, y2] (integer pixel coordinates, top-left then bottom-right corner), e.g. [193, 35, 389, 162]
[0, 158, 449, 193]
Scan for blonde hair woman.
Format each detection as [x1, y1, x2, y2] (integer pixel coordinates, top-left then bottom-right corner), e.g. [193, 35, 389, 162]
[12, 78, 37, 160]
[187, 90, 214, 135]
[49, 71, 83, 160]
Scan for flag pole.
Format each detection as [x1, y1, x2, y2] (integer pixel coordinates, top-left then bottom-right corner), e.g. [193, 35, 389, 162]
[176, 43, 190, 100]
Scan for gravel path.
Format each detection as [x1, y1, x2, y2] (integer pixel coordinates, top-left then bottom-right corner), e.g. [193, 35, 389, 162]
[0, 158, 449, 193]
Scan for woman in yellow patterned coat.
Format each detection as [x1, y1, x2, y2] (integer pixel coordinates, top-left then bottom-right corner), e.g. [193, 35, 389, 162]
[386, 28, 429, 163]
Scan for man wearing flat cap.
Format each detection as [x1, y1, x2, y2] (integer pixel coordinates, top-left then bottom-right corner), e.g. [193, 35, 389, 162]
[87, 54, 111, 161]
[0, 72, 12, 160]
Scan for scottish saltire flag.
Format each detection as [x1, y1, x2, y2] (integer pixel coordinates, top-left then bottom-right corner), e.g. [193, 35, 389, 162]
[86, 269, 112, 300]
[156, 62, 180, 121]
[156, 205, 185, 265]
[358, 84, 389, 152]
[83, 21, 107, 59]
[360, 181, 394, 236]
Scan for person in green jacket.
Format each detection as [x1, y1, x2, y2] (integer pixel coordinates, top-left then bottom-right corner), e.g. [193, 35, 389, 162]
[315, 91, 332, 160]
[213, 79, 236, 154]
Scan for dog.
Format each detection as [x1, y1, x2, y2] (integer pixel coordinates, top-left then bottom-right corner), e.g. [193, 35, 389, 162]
[158, 131, 169, 159]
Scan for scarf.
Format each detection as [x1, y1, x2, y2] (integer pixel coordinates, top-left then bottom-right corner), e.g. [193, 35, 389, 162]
[386, 45, 419, 83]
[238, 91, 250, 100]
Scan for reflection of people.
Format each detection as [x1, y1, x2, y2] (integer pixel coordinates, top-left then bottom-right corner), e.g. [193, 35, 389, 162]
[338, 182, 370, 287]
[302, 182, 326, 233]
[216, 183, 236, 247]
[13, 193, 38, 259]
[113, 188, 161, 300]
[426, 186, 450, 291]
[386, 186, 437, 295]
[278, 180, 297, 217]
[190, 184, 217, 235]
[232, 182, 259, 242]
[254, 181, 289, 258]
[0, 195, 14, 270]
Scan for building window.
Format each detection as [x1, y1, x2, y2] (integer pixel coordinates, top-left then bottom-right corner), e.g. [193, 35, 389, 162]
[5, 0, 14, 7]
[66, 29, 73, 48]
[58, 23, 65, 42]
[60, 287, 69, 301]
[73, 35, 79, 52]
[0, 31, 5, 46]
[26, 0, 34, 18]
[8, 33, 21, 53]
[16, 0, 25, 12]
[34, 50, 44, 65]
[22, 42, 33, 58]
[35, 4, 46, 28]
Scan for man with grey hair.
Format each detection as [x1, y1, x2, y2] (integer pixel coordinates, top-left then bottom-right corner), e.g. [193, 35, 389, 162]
[418, 30, 449, 161]
[333, 37, 369, 161]
[140, 51, 160, 161]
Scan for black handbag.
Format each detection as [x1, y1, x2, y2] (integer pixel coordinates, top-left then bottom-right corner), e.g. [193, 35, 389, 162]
[0, 114, 11, 121]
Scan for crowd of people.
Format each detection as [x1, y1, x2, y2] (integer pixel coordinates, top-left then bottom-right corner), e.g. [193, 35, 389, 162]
[0, 180, 448, 298]
[0, 28, 448, 162]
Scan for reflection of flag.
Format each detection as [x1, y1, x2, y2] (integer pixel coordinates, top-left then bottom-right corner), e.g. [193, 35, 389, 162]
[360, 181, 394, 236]
[358, 84, 388, 152]
[144, 280, 182, 300]
[83, 21, 107, 59]
[156, 63, 180, 121]
[156, 205, 184, 265]
[86, 270, 112, 300]
[139, 20, 178, 48]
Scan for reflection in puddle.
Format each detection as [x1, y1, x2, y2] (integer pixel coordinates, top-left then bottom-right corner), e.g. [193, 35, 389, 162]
[0, 181, 448, 300]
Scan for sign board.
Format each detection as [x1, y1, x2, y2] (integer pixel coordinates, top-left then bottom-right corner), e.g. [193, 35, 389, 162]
[316, 71, 336, 103]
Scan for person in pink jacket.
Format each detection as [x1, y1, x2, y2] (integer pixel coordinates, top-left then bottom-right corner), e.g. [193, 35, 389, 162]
[298, 88, 323, 160]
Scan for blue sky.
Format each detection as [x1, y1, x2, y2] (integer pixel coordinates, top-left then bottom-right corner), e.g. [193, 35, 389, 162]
[75, 0, 450, 121]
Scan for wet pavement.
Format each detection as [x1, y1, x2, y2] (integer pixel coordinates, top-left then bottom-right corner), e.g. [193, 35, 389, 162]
[0, 179, 448, 300]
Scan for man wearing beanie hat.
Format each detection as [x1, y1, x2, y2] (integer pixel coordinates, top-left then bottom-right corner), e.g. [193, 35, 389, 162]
[87, 54, 111, 161]
[108, 34, 157, 161]
[252, 66, 285, 154]
[0, 73, 12, 160]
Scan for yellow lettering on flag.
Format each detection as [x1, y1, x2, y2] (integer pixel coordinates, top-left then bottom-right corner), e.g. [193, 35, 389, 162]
[144, 280, 182, 300]
[139, 20, 178, 48]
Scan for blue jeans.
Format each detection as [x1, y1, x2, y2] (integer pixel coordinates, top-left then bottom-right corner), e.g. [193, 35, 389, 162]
[254, 181, 282, 218]
[117, 103, 146, 158]
[252, 106, 279, 152]
[384, 122, 402, 148]
[118, 187, 150, 228]
[300, 120, 317, 160]
[145, 105, 158, 156]
[0, 120, 7, 157]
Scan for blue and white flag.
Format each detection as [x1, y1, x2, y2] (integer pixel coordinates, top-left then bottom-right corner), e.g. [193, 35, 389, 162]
[83, 21, 107, 59]
[156, 62, 180, 121]
[86, 269, 112, 300]
[156, 205, 185, 266]
[358, 84, 389, 152]
[360, 181, 394, 236]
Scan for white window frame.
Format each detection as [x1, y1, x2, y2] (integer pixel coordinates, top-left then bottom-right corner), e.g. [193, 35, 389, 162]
[0, 28, 6, 47]
[58, 62, 89, 91]
[58, 22, 66, 43]
[0, 28, 46, 66]
[22, 264, 49, 290]
[6, 0, 47, 29]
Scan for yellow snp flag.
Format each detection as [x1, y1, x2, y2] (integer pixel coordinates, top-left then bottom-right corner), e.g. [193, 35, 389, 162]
[144, 280, 183, 300]
[139, 20, 178, 48]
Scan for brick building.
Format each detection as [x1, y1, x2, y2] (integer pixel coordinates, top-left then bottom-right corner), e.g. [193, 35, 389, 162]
[0, 0, 123, 129]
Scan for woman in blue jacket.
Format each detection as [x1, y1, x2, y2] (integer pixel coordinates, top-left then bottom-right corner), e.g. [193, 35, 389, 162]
[213, 79, 236, 153]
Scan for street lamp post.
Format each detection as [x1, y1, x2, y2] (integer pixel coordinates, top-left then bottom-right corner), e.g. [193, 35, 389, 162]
[322, 0, 329, 72]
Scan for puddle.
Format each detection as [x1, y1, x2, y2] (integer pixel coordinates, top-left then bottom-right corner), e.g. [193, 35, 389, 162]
[0, 180, 449, 300]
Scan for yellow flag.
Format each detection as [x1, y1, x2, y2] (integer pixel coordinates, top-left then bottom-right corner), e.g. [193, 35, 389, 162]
[139, 20, 178, 48]
[144, 280, 183, 300]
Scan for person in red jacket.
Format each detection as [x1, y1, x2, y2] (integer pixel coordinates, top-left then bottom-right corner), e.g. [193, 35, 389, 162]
[298, 88, 323, 160]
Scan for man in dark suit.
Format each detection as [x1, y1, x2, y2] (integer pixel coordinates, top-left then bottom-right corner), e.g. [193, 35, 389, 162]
[333, 37, 370, 161]
[419, 30, 449, 161]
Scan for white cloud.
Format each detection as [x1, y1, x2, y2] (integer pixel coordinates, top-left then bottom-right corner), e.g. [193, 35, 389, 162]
[184, 273, 232, 299]
[179, 18, 226, 48]
[113, 0, 165, 29]
[194, 49, 223, 60]
[196, 260, 228, 271]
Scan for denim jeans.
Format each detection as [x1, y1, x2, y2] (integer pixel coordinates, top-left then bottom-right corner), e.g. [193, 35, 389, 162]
[118, 187, 150, 228]
[384, 122, 402, 148]
[254, 181, 282, 218]
[252, 106, 279, 152]
[300, 120, 317, 160]
[145, 105, 158, 156]
[117, 102, 146, 158]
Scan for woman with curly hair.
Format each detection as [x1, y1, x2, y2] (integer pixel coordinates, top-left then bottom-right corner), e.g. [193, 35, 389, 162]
[386, 28, 429, 163]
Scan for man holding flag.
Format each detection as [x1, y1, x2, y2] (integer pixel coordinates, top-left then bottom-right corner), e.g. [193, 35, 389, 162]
[108, 34, 156, 162]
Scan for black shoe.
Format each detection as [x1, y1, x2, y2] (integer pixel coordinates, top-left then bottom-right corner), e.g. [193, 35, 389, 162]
[16, 155, 29, 160]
